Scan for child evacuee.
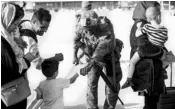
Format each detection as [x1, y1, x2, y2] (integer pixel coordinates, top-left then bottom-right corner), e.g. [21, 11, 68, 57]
[28, 53, 79, 109]
[122, 6, 175, 89]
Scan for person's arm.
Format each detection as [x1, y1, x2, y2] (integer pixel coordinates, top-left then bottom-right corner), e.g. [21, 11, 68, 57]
[27, 87, 42, 109]
[27, 97, 39, 109]
[27, 93, 44, 109]
[69, 73, 79, 84]
[73, 31, 82, 65]
[92, 40, 110, 63]
[80, 36, 113, 76]
[91, 36, 114, 66]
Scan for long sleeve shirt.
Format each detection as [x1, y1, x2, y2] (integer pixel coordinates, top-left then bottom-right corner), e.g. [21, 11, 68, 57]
[19, 20, 38, 56]
[141, 24, 168, 47]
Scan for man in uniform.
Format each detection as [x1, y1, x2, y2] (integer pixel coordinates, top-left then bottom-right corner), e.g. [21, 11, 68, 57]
[73, 1, 123, 109]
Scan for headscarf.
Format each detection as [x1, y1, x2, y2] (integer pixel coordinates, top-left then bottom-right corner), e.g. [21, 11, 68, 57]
[1, 2, 27, 73]
[132, 1, 160, 21]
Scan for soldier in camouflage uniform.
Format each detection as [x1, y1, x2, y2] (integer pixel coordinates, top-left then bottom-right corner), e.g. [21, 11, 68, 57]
[73, 1, 123, 109]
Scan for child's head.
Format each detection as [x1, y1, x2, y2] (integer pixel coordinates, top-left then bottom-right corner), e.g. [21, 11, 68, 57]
[41, 57, 60, 79]
[146, 6, 161, 24]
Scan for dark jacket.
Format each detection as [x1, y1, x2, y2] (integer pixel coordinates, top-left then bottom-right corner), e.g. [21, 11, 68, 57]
[1, 36, 21, 85]
[130, 1, 160, 56]
[1, 36, 28, 109]
[130, 1, 165, 95]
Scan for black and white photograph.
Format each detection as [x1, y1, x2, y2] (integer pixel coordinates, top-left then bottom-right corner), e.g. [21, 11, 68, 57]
[1, 1, 175, 109]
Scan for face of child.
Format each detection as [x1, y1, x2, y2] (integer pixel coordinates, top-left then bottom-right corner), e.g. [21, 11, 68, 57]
[156, 14, 161, 24]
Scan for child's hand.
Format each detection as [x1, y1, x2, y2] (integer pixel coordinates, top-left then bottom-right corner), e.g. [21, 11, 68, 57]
[55, 53, 64, 61]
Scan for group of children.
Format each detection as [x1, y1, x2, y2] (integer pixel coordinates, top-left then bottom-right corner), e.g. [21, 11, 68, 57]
[28, 6, 175, 109]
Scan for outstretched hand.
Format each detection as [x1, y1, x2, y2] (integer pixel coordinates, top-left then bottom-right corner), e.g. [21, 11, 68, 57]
[55, 53, 64, 61]
[80, 59, 95, 76]
[80, 65, 91, 76]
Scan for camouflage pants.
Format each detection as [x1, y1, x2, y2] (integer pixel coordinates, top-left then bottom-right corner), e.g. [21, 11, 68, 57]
[86, 64, 120, 109]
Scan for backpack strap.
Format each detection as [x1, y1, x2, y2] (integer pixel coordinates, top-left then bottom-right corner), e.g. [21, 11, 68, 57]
[19, 20, 38, 43]
[20, 29, 38, 43]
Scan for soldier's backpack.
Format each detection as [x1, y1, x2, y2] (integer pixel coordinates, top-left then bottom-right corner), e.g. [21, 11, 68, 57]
[98, 16, 124, 60]
[114, 38, 124, 60]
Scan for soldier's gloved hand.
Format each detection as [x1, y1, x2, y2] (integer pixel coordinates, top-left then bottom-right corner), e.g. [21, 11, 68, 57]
[80, 59, 95, 76]
[80, 65, 91, 76]
[73, 57, 79, 65]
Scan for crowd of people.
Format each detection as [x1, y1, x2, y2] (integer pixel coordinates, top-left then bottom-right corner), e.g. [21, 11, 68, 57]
[1, 1, 175, 109]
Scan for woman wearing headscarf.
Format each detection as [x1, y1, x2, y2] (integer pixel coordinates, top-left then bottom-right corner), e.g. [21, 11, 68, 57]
[129, 1, 166, 109]
[1, 2, 30, 109]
